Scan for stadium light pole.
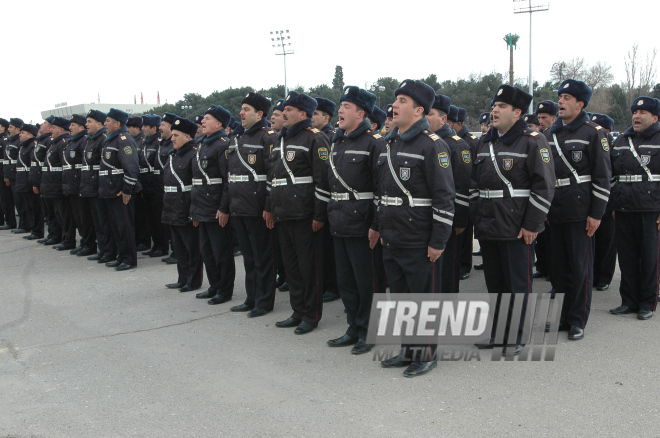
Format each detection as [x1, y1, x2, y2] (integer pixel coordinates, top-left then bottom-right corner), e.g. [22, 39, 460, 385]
[270, 30, 295, 96]
[514, 0, 549, 113]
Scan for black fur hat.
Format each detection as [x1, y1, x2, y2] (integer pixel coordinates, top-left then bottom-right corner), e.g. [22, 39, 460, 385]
[87, 110, 107, 124]
[0, 118, 8, 129]
[630, 96, 660, 117]
[479, 112, 490, 124]
[9, 118, 23, 129]
[491, 84, 532, 112]
[432, 95, 451, 114]
[523, 113, 539, 125]
[558, 79, 592, 108]
[142, 114, 162, 127]
[283, 91, 317, 118]
[45, 115, 56, 125]
[126, 116, 143, 128]
[394, 79, 435, 115]
[339, 86, 376, 114]
[171, 117, 198, 138]
[590, 113, 614, 130]
[369, 106, 387, 130]
[51, 116, 71, 131]
[535, 100, 558, 116]
[107, 108, 129, 125]
[70, 114, 87, 127]
[162, 112, 178, 125]
[242, 92, 271, 115]
[447, 105, 459, 123]
[457, 107, 467, 122]
[385, 104, 393, 118]
[194, 114, 204, 125]
[205, 105, 231, 128]
[20, 123, 38, 137]
[272, 99, 285, 113]
[315, 97, 337, 117]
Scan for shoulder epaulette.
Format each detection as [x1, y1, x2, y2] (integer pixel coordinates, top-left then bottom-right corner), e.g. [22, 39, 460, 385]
[120, 135, 127, 140]
[307, 127, 320, 134]
[452, 135, 462, 141]
[469, 134, 477, 140]
[522, 130, 539, 137]
[585, 121, 602, 130]
[424, 130, 440, 141]
[373, 133, 382, 139]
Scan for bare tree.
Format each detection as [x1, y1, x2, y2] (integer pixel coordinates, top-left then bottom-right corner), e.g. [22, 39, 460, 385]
[587, 88, 612, 115]
[624, 44, 658, 106]
[584, 61, 614, 89]
[550, 58, 587, 83]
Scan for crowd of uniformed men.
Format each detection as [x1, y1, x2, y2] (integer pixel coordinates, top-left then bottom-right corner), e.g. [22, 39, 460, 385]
[1, 78, 659, 377]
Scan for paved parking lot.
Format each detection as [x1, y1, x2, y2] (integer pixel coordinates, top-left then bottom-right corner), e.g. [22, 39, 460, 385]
[1, 231, 659, 437]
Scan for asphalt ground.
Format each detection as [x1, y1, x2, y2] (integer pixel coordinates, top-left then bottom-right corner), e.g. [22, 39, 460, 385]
[1, 231, 659, 437]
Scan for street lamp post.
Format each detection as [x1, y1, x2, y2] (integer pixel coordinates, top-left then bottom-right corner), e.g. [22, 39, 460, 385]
[514, 0, 549, 113]
[270, 30, 295, 96]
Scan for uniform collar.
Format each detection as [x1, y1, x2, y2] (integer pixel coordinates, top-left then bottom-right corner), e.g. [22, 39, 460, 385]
[332, 120, 371, 143]
[385, 117, 430, 142]
[434, 123, 453, 139]
[203, 129, 228, 144]
[87, 127, 107, 141]
[549, 110, 588, 134]
[173, 140, 196, 156]
[482, 119, 527, 145]
[70, 130, 88, 142]
[457, 125, 470, 137]
[622, 121, 660, 139]
[105, 126, 128, 143]
[52, 133, 70, 143]
[278, 118, 312, 141]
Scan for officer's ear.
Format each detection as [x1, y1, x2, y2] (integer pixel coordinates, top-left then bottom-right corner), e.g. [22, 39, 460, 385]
[653, 115, 659, 124]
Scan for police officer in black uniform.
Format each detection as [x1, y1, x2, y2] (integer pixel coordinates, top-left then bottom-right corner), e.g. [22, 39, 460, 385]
[219, 94, 275, 313]
[99, 108, 140, 271]
[16, 124, 41, 239]
[426, 94, 472, 294]
[44, 117, 73, 250]
[384, 104, 394, 134]
[34, 117, 56, 244]
[0, 118, 15, 230]
[157, 113, 178, 265]
[523, 114, 540, 132]
[378, 80, 455, 377]
[546, 79, 611, 340]
[162, 117, 203, 292]
[368, 106, 386, 134]
[193, 105, 235, 305]
[447, 105, 459, 133]
[81, 110, 111, 262]
[128, 116, 150, 252]
[478, 112, 490, 136]
[609, 97, 660, 320]
[3, 118, 26, 232]
[472, 85, 555, 355]
[324, 85, 385, 355]
[590, 113, 617, 291]
[266, 91, 330, 335]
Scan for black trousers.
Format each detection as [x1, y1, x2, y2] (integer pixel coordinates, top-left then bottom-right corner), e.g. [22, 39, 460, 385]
[277, 218, 323, 325]
[382, 246, 439, 362]
[594, 211, 617, 285]
[322, 225, 338, 294]
[233, 216, 273, 310]
[53, 196, 75, 246]
[550, 221, 594, 329]
[0, 181, 16, 228]
[615, 211, 659, 312]
[69, 195, 95, 249]
[534, 227, 552, 276]
[144, 192, 168, 253]
[481, 239, 534, 345]
[22, 190, 43, 237]
[42, 197, 61, 242]
[106, 196, 137, 266]
[272, 223, 287, 282]
[10, 180, 27, 230]
[199, 220, 235, 300]
[134, 193, 151, 247]
[334, 236, 385, 340]
[460, 221, 474, 274]
[442, 230, 464, 294]
[89, 197, 115, 258]
[170, 223, 202, 288]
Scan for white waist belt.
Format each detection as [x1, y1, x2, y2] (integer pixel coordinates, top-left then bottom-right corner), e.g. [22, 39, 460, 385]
[16, 167, 29, 172]
[331, 192, 375, 201]
[139, 168, 150, 174]
[380, 195, 432, 207]
[271, 176, 313, 187]
[81, 165, 100, 171]
[8, 159, 17, 164]
[164, 185, 192, 192]
[99, 169, 124, 176]
[479, 189, 531, 199]
[192, 178, 222, 185]
[555, 175, 592, 187]
[0, 159, 5, 164]
[62, 165, 72, 170]
[153, 170, 161, 175]
[228, 173, 267, 183]
[47, 167, 63, 172]
[616, 174, 660, 183]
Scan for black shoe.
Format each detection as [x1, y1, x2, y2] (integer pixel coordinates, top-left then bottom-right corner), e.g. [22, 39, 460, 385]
[610, 305, 637, 315]
[178, 285, 196, 292]
[230, 303, 254, 312]
[142, 249, 154, 256]
[276, 317, 302, 328]
[327, 334, 358, 347]
[44, 239, 59, 245]
[596, 283, 609, 291]
[638, 310, 653, 320]
[57, 244, 75, 251]
[165, 282, 183, 289]
[275, 276, 286, 288]
[459, 272, 470, 280]
[36, 238, 49, 244]
[277, 281, 289, 292]
[351, 339, 373, 355]
[76, 247, 94, 257]
[247, 308, 269, 318]
[503, 344, 523, 356]
[148, 250, 164, 258]
[322, 290, 340, 303]
[474, 262, 484, 270]
[196, 290, 215, 299]
[24, 234, 41, 240]
[136, 243, 150, 252]
[472, 249, 482, 256]
[233, 250, 242, 257]
[475, 338, 496, 349]
[568, 326, 584, 340]
[0, 224, 15, 230]
[545, 323, 570, 332]
[208, 295, 231, 305]
[105, 260, 121, 268]
[381, 355, 412, 368]
[294, 321, 316, 335]
[11, 228, 28, 234]
[98, 256, 113, 264]
[88, 254, 102, 261]
[403, 360, 437, 377]
[532, 271, 546, 279]
[162, 256, 177, 264]
[70, 247, 82, 255]
[115, 263, 136, 271]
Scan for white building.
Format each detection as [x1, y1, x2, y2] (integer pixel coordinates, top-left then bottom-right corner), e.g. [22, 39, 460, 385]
[41, 103, 158, 120]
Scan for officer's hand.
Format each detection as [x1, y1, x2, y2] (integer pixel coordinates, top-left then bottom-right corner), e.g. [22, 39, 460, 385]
[4, 179, 9, 187]
[33, 187, 39, 195]
[312, 220, 324, 232]
[118, 192, 131, 205]
[368, 229, 380, 249]
[455, 227, 465, 235]
[193, 221, 199, 227]
[263, 211, 274, 229]
[586, 216, 601, 237]
[428, 246, 443, 263]
[517, 228, 537, 245]
[217, 211, 229, 227]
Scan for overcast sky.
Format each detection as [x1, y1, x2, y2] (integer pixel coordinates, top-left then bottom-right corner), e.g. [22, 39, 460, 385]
[2, 0, 657, 124]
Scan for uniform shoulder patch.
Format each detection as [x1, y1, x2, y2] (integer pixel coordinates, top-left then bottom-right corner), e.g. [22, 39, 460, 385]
[452, 135, 462, 141]
[601, 137, 609, 152]
[307, 127, 320, 134]
[585, 121, 602, 130]
[123, 145, 133, 155]
[120, 135, 126, 140]
[438, 152, 449, 168]
[318, 147, 329, 160]
[268, 130, 275, 135]
[461, 150, 471, 164]
[425, 131, 440, 141]
[372, 134, 382, 139]
[523, 130, 539, 138]
[539, 148, 550, 163]
[469, 134, 477, 140]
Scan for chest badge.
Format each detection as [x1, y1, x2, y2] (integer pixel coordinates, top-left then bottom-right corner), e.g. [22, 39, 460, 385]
[503, 158, 514, 171]
[318, 147, 328, 160]
[540, 148, 550, 163]
[69, 150, 76, 158]
[461, 150, 471, 164]
[286, 150, 296, 161]
[438, 152, 449, 168]
[201, 159, 208, 169]
[641, 155, 651, 166]
[105, 151, 112, 159]
[248, 154, 257, 165]
[572, 151, 582, 162]
[87, 151, 92, 159]
[400, 167, 411, 181]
